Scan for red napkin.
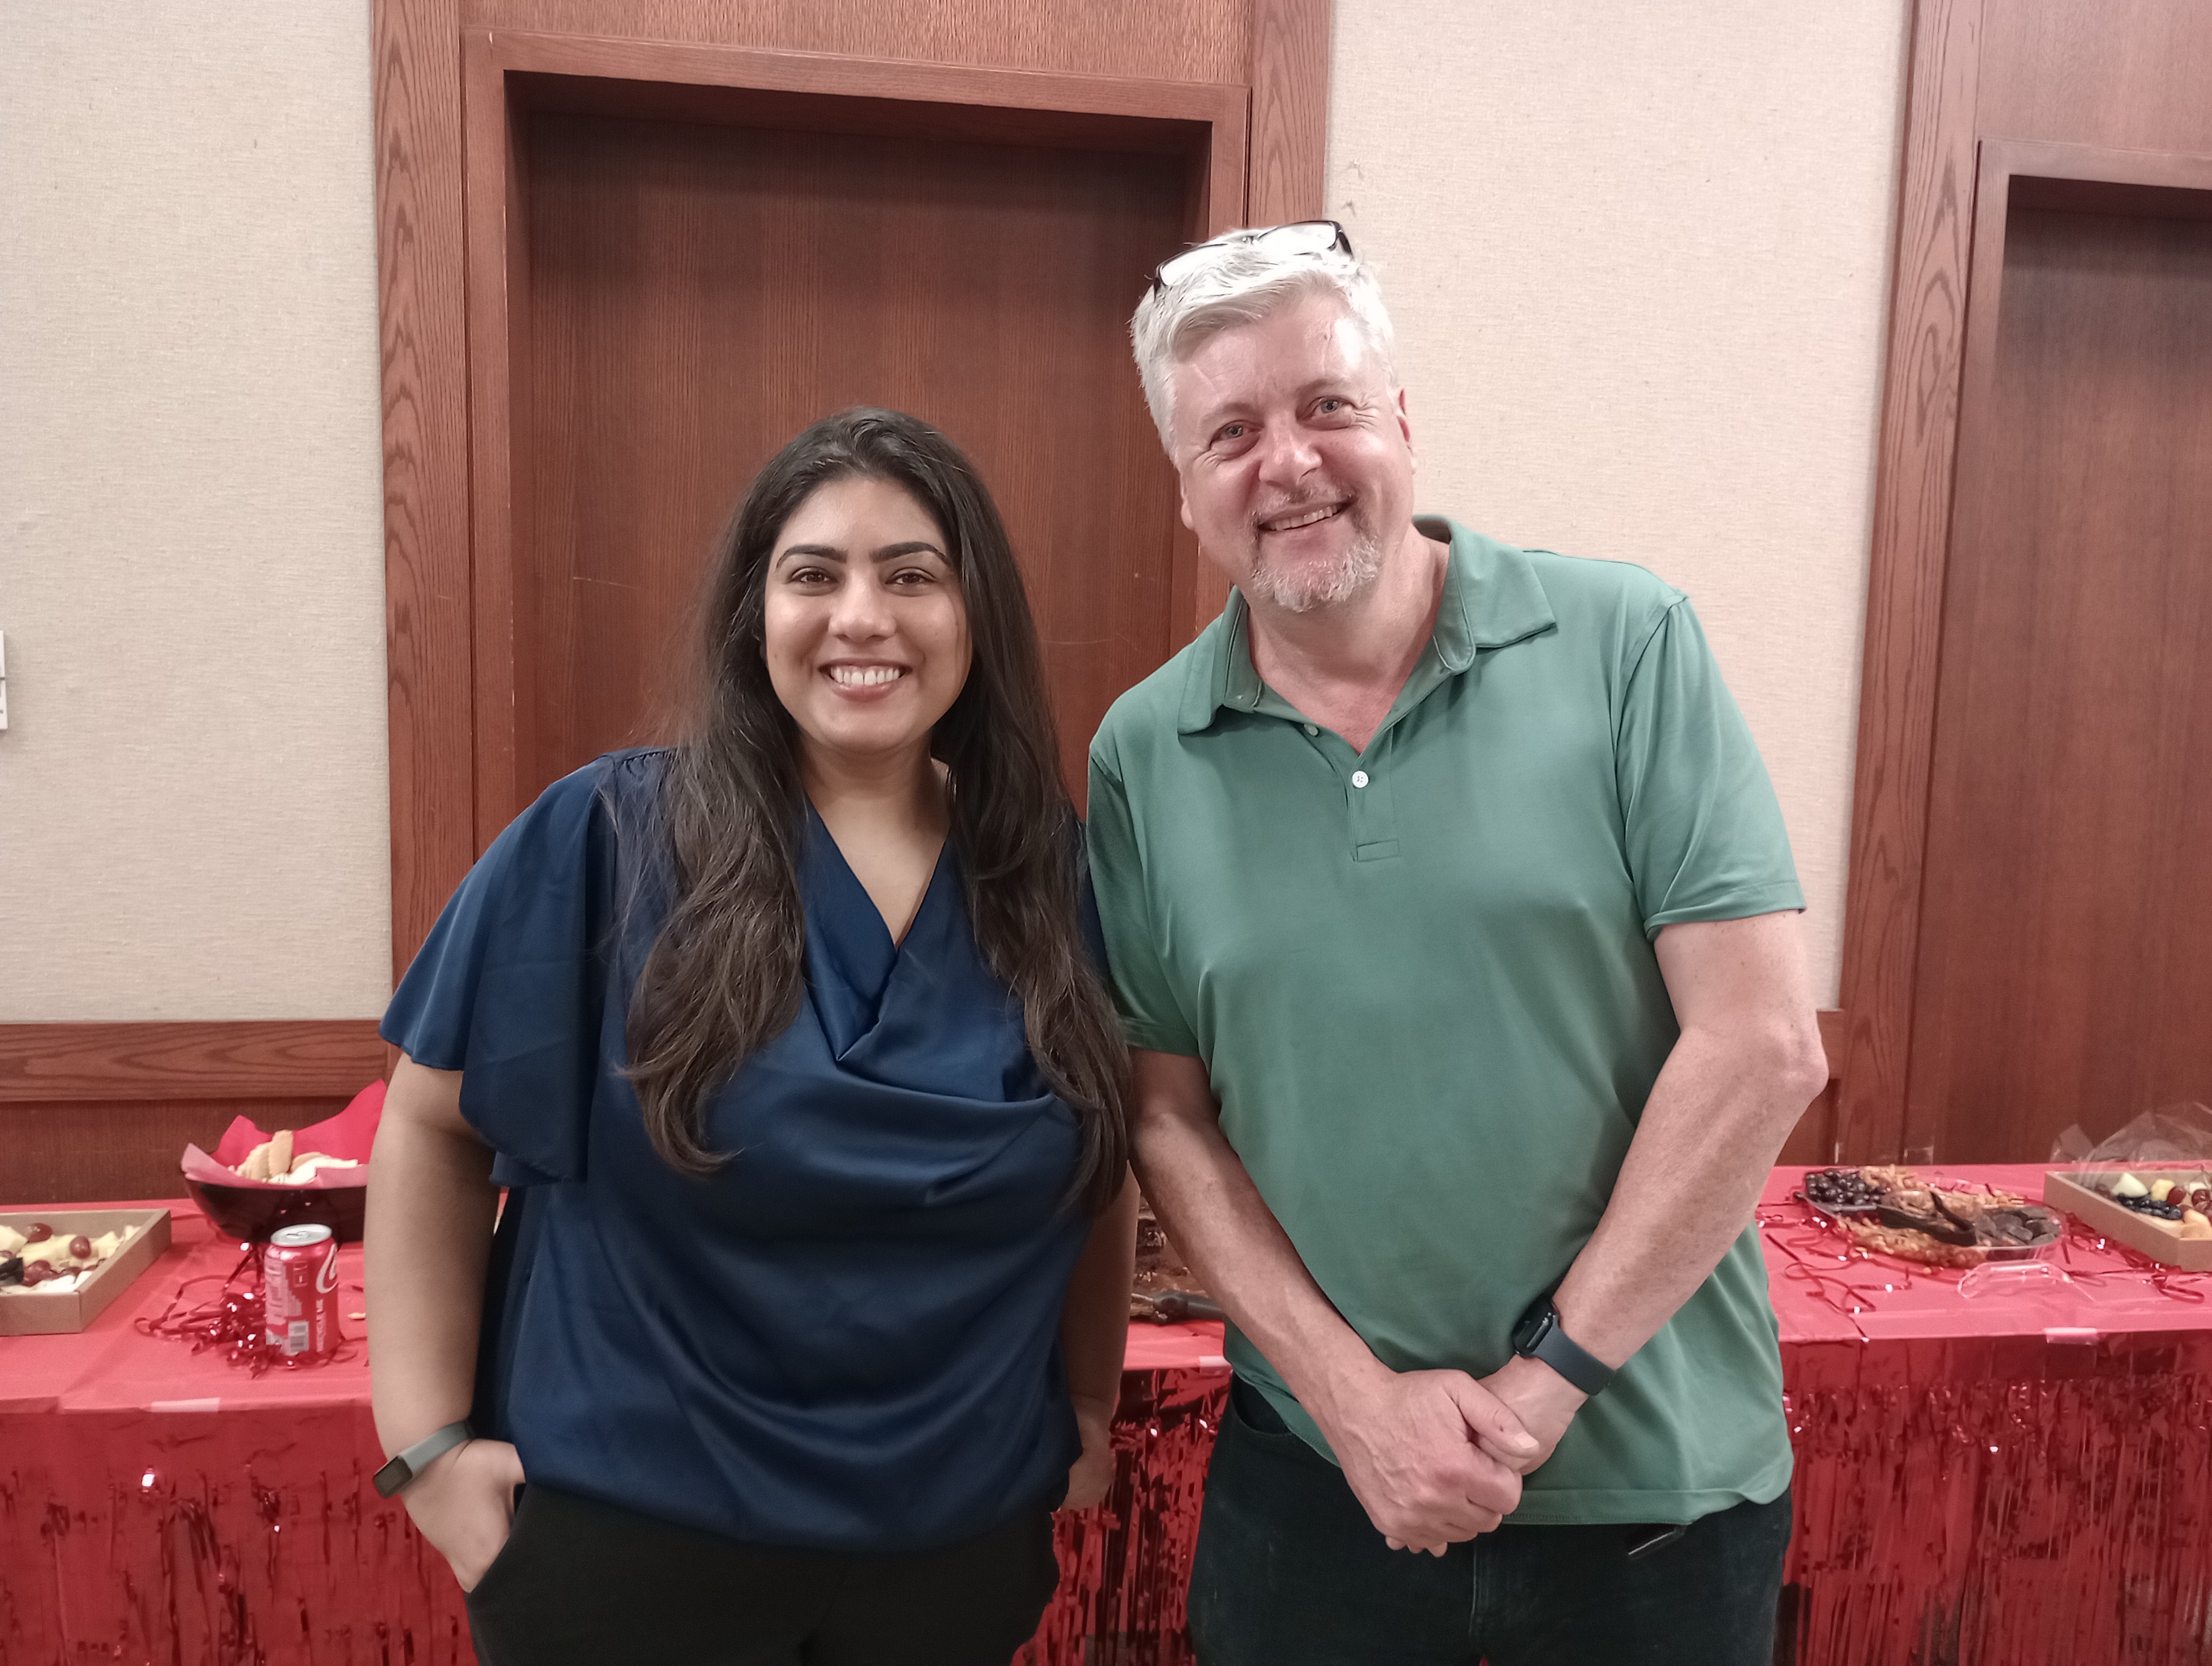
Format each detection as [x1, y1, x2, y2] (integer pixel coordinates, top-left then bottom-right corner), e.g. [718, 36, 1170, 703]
[181, 1080, 384, 1189]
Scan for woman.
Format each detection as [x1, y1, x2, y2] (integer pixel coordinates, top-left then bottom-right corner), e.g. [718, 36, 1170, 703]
[366, 409, 1136, 1665]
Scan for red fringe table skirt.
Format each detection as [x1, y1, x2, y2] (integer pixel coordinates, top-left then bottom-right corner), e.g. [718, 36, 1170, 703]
[0, 1367, 1230, 1666]
[13, 1345, 2205, 1666]
[1780, 1330, 2212, 1666]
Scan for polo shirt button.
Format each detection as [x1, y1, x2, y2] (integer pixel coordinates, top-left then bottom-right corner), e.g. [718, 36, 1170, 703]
[1303, 723, 1318, 736]
[1351, 770, 1370, 789]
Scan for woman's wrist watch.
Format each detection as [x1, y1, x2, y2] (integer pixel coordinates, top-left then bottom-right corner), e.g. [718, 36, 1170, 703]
[1510, 1297, 1615, 1395]
[373, 1419, 475, 1497]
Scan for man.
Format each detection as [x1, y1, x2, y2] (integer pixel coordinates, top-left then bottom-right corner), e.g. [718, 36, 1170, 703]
[1086, 221, 1828, 1665]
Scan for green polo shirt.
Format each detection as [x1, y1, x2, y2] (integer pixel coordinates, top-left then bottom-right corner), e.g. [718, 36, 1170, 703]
[1086, 517, 1802, 1525]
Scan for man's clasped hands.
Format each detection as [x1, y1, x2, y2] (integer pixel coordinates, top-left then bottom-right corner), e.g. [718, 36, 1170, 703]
[1312, 1353, 1590, 1556]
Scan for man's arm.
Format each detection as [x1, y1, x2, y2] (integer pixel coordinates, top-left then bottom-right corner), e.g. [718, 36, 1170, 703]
[1130, 1050, 1536, 1554]
[1480, 909, 1829, 1464]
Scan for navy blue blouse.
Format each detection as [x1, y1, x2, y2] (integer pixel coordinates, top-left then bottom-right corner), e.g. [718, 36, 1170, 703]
[380, 749, 1092, 1551]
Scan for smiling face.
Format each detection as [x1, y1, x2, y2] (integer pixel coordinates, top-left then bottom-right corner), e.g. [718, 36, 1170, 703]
[762, 474, 973, 770]
[1168, 289, 1416, 613]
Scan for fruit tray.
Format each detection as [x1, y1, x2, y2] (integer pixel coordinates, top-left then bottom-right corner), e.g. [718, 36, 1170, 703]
[0, 1208, 172, 1336]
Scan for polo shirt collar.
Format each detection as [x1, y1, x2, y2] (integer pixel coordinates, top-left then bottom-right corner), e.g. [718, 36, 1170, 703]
[1176, 516, 1557, 734]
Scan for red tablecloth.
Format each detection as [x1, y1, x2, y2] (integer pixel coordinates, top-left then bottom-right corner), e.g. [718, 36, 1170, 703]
[6, 1169, 2210, 1664]
[0, 1200, 1230, 1665]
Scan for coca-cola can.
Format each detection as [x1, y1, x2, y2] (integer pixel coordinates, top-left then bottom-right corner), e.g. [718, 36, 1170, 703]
[263, 1224, 340, 1357]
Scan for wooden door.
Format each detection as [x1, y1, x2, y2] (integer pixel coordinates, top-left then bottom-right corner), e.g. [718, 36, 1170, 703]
[1902, 155, 2212, 1160]
[520, 108, 1192, 802]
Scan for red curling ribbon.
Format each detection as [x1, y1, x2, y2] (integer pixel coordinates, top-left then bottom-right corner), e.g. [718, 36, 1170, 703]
[1757, 1197, 1938, 1337]
[135, 1240, 359, 1375]
[2054, 1215, 2211, 1304]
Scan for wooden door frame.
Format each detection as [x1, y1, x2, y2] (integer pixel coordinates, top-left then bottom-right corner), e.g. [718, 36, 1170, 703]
[1831, 0, 1982, 1163]
[1833, 0, 2212, 1159]
[374, 2, 1329, 982]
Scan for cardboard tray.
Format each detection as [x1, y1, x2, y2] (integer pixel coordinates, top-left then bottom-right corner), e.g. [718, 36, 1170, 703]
[2044, 1170, 2212, 1271]
[0, 1208, 173, 1335]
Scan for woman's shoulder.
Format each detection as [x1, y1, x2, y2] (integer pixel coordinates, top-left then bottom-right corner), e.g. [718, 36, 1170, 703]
[478, 748, 673, 879]
[529, 746, 671, 821]
[590, 745, 674, 811]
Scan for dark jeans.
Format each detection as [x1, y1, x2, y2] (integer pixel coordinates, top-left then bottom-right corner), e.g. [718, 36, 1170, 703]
[466, 1484, 1059, 1665]
[1189, 1379, 1791, 1666]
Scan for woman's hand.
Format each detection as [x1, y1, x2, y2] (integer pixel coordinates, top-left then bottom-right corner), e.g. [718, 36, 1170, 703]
[1060, 1401, 1117, 1510]
[400, 1437, 527, 1591]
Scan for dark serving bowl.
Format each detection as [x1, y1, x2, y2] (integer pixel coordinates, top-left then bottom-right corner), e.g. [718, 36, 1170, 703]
[183, 1179, 367, 1244]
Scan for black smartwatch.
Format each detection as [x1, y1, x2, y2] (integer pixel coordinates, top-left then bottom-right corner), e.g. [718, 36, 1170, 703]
[1510, 1297, 1614, 1395]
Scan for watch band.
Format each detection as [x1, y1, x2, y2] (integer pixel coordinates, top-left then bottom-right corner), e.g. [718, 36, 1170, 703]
[372, 1419, 475, 1498]
[1513, 1299, 1615, 1396]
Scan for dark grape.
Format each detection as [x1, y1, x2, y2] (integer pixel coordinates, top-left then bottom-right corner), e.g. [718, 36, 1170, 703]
[69, 1235, 92, 1259]
[1804, 1168, 1883, 1210]
[24, 1223, 52, 1244]
[2118, 1195, 2184, 1220]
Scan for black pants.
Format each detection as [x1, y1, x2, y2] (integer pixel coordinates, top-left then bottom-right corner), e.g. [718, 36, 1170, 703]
[1189, 1379, 1791, 1666]
[466, 1485, 1059, 1665]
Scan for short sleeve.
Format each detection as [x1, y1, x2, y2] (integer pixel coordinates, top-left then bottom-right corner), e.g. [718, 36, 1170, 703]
[1616, 599, 1805, 939]
[380, 762, 620, 1184]
[1085, 744, 1203, 1058]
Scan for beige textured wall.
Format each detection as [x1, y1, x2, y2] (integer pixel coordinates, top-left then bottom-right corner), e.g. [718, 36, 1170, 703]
[0, 2, 391, 1020]
[1328, 1, 1910, 1003]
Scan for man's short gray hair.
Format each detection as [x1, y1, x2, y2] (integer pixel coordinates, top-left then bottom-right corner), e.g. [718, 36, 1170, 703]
[1129, 231, 1397, 450]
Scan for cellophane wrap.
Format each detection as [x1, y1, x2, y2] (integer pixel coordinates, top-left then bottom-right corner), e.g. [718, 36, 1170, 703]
[2052, 1100, 2212, 1171]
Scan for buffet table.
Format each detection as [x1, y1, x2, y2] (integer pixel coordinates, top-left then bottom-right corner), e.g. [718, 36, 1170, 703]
[1761, 1164, 2212, 1665]
[5, 1168, 2209, 1665]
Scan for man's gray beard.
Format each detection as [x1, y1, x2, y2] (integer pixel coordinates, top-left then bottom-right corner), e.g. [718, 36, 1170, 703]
[1242, 521, 1386, 614]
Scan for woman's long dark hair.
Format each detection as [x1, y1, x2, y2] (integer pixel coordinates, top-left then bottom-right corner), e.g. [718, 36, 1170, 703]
[623, 408, 1130, 1213]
